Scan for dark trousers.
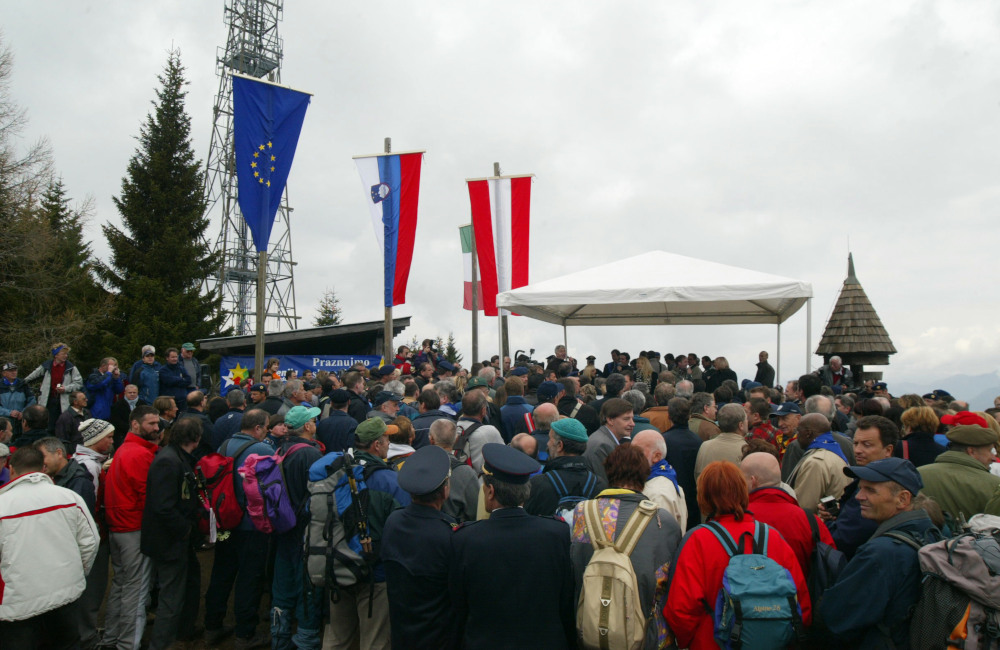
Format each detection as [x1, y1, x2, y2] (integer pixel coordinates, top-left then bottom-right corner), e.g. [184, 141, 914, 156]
[148, 547, 200, 650]
[78, 540, 110, 649]
[45, 397, 61, 434]
[204, 528, 269, 638]
[0, 599, 80, 649]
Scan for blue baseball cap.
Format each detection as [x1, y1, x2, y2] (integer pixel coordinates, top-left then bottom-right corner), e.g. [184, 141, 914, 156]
[844, 457, 923, 495]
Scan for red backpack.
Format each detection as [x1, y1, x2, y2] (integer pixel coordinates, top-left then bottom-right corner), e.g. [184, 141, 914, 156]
[195, 439, 256, 536]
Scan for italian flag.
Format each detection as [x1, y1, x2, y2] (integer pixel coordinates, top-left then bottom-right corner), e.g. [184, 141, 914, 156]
[459, 224, 482, 311]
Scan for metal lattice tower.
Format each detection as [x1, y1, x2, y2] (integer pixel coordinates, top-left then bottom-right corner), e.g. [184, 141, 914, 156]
[204, 0, 298, 336]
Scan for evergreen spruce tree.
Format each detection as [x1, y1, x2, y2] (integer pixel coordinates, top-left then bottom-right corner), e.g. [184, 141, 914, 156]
[97, 50, 225, 362]
[445, 332, 463, 365]
[312, 287, 343, 327]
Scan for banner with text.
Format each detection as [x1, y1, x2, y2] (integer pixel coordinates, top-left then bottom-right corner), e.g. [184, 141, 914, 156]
[220, 355, 381, 392]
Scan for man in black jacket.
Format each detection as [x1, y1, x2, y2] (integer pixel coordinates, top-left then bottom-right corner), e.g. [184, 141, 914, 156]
[35, 436, 95, 514]
[753, 351, 775, 388]
[140, 417, 203, 649]
[450, 444, 576, 648]
[343, 371, 371, 424]
[524, 418, 606, 519]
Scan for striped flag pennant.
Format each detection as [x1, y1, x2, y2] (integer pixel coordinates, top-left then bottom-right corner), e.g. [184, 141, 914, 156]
[466, 175, 532, 316]
[459, 224, 482, 311]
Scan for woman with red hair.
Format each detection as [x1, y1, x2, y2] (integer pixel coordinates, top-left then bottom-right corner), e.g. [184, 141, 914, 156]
[664, 460, 811, 648]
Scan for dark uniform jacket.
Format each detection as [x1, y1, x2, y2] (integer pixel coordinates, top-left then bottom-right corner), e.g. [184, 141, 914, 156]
[315, 410, 357, 453]
[140, 444, 200, 562]
[664, 422, 703, 526]
[450, 507, 576, 649]
[382, 504, 456, 649]
[524, 456, 607, 517]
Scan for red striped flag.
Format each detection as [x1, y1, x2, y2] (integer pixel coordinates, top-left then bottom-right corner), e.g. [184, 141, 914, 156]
[467, 175, 532, 316]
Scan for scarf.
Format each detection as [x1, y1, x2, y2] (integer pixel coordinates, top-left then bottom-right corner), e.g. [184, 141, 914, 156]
[808, 432, 848, 463]
[648, 459, 680, 492]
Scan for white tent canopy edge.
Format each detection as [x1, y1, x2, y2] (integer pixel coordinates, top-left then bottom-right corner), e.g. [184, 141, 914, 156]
[495, 251, 814, 385]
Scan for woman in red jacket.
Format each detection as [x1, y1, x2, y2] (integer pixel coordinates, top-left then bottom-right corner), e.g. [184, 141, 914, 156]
[664, 461, 811, 649]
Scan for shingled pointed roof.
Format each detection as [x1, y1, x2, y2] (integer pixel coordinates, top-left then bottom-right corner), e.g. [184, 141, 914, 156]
[816, 254, 897, 363]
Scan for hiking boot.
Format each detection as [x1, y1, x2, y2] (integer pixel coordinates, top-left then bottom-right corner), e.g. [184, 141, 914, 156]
[233, 630, 271, 649]
[204, 625, 234, 646]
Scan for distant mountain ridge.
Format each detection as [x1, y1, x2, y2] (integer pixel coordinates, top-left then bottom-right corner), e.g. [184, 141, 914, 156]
[891, 371, 1000, 411]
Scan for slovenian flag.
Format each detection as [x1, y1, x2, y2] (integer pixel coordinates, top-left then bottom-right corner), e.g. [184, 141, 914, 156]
[467, 175, 532, 316]
[459, 224, 482, 311]
[355, 152, 424, 307]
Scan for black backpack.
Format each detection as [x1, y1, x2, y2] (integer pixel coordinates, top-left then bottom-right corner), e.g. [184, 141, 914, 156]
[802, 507, 847, 645]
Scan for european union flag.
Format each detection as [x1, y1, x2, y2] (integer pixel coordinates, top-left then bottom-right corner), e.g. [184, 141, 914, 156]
[233, 75, 311, 252]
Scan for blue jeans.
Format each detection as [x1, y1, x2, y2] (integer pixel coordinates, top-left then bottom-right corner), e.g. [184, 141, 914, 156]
[270, 528, 322, 650]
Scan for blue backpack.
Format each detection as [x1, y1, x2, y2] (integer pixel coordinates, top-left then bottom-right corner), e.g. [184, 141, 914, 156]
[702, 520, 805, 650]
[546, 469, 599, 528]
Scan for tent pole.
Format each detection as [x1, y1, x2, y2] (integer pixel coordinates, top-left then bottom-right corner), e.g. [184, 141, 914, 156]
[806, 298, 812, 373]
[563, 322, 568, 352]
[776, 321, 781, 389]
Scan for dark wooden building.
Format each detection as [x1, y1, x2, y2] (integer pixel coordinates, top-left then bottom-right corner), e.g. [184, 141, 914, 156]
[815, 254, 896, 383]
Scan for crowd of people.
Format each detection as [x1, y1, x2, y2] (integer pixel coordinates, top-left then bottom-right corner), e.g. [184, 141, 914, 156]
[0, 340, 999, 649]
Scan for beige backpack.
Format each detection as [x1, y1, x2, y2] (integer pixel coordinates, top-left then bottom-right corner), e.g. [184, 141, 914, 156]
[577, 498, 657, 650]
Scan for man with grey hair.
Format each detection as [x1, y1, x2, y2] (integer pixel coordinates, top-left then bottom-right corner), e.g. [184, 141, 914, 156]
[212, 389, 246, 447]
[631, 429, 687, 533]
[622, 390, 657, 435]
[675, 380, 694, 399]
[385, 379, 418, 419]
[816, 355, 853, 389]
[261, 379, 285, 415]
[782, 395, 855, 474]
[428, 419, 479, 523]
[455, 392, 504, 472]
[688, 392, 720, 442]
[278, 379, 309, 417]
[693, 403, 748, 482]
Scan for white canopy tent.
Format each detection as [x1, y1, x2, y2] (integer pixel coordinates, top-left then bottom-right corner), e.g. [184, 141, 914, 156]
[495, 251, 814, 383]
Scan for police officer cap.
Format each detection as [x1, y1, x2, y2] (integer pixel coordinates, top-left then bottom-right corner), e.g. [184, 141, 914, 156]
[437, 360, 456, 373]
[398, 445, 452, 496]
[376, 365, 395, 377]
[373, 391, 402, 407]
[551, 418, 588, 443]
[481, 443, 540, 484]
[329, 389, 352, 405]
[508, 366, 529, 377]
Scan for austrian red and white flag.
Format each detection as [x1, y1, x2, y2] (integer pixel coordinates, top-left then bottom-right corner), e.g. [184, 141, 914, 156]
[466, 175, 532, 316]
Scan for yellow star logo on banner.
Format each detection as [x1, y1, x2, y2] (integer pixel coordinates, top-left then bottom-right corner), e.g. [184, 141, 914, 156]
[222, 362, 249, 389]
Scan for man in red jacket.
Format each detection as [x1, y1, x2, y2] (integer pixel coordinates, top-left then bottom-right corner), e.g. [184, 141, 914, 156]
[742, 451, 836, 576]
[103, 405, 161, 650]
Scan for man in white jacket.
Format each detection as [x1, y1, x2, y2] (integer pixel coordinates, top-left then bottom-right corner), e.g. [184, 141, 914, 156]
[0, 446, 99, 646]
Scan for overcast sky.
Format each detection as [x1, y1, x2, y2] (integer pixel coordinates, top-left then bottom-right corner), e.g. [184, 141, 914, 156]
[5, 1, 1000, 394]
